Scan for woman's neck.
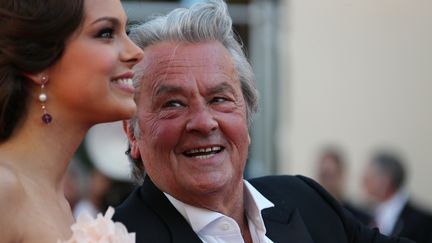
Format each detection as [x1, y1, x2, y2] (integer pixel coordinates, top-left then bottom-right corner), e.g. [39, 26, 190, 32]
[0, 110, 89, 192]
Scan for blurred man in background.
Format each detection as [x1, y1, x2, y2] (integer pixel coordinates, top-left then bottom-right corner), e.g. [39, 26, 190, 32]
[316, 147, 371, 225]
[363, 151, 432, 242]
[73, 169, 112, 218]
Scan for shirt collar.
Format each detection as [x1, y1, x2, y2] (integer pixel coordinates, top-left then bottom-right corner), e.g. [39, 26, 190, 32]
[243, 180, 275, 222]
[376, 189, 408, 215]
[164, 179, 275, 234]
[375, 190, 408, 235]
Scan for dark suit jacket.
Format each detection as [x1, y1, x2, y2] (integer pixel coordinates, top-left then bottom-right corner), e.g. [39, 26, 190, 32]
[391, 202, 432, 243]
[114, 175, 415, 243]
[343, 201, 372, 226]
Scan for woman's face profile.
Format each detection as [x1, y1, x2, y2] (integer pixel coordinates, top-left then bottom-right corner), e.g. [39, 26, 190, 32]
[45, 0, 143, 125]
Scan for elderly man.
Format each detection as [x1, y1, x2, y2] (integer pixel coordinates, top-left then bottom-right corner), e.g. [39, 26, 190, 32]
[114, 1, 414, 242]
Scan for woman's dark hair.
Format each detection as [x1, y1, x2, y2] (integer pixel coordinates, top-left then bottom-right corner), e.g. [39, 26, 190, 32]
[0, 0, 84, 140]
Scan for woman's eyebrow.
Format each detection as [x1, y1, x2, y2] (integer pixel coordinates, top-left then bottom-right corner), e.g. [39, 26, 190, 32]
[90, 17, 120, 26]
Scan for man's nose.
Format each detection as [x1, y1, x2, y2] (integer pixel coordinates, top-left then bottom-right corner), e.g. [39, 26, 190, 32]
[185, 106, 218, 135]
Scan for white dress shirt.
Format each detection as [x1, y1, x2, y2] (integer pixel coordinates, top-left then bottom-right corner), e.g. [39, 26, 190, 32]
[374, 190, 408, 235]
[164, 180, 275, 243]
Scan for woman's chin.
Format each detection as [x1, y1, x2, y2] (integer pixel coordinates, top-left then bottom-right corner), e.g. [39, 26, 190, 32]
[90, 104, 136, 125]
[112, 99, 137, 120]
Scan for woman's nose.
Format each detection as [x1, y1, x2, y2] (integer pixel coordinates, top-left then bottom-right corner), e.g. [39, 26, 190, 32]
[121, 35, 144, 67]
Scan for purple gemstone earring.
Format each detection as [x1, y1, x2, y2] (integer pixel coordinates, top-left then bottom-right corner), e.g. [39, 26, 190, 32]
[39, 76, 52, 124]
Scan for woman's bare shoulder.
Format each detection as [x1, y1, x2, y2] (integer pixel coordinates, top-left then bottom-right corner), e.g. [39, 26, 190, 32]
[0, 162, 25, 195]
[0, 163, 25, 203]
[0, 163, 26, 242]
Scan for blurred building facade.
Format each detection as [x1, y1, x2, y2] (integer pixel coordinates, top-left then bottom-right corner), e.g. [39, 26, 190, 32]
[278, 0, 432, 208]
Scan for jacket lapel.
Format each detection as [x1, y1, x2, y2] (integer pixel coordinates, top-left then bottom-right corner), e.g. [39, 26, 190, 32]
[140, 177, 203, 243]
[141, 176, 315, 243]
[263, 207, 314, 243]
[390, 203, 409, 237]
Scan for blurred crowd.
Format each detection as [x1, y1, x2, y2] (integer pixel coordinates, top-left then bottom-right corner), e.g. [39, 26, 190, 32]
[315, 147, 432, 243]
[64, 157, 135, 219]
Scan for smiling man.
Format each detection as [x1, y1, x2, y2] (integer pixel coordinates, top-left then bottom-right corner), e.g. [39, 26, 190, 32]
[113, 1, 415, 242]
[130, 40, 250, 205]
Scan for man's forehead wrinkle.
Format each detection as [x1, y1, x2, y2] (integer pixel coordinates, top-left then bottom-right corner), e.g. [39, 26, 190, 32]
[152, 59, 188, 81]
[150, 57, 211, 86]
[144, 43, 239, 101]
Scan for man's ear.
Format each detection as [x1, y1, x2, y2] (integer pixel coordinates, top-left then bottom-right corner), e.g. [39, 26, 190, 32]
[123, 120, 140, 159]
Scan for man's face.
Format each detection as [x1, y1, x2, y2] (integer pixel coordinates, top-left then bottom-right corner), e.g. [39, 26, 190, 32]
[362, 163, 389, 203]
[317, 157, 343, 200]
[130, 41, 250, 203]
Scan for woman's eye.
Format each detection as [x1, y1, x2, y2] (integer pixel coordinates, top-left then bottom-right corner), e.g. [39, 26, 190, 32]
[97, 28, 114, 39]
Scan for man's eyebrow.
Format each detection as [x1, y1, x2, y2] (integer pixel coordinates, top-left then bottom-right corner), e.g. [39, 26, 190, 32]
[153, 82, 236, 97]
[208, 82, 236, 95]
[154, 85, 184, 97]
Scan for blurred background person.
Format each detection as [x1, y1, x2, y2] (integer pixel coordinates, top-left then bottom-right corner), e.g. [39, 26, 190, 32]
[73, 168, 112, 218]
[64, 120, 139, 219]
[316, 146, 371, 225]
[362, 150, 432, 242]
[63, 160, 83, 213]
[70, 165, 134, 219]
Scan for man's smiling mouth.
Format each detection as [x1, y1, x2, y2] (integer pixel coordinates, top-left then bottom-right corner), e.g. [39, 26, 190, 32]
[183, 146, 224, 159]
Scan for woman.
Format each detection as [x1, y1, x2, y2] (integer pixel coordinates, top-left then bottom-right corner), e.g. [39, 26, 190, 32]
[0, 0, 143, 242]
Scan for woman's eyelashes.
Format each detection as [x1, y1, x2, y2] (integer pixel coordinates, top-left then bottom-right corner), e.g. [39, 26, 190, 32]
[96, 27, 115, 39]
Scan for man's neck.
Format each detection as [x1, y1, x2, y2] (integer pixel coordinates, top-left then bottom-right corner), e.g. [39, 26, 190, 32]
[164, 179, 275, 243]
[241, 213, 253, 243]
[169, 179, 246, 219]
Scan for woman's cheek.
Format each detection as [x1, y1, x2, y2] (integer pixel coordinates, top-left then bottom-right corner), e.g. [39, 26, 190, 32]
[91, 47, 118, 72]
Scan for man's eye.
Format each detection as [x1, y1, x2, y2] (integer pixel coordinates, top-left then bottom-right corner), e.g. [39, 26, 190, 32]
[97, 28, 114, 39]
[163, 100, 184, 108]
[211, 97, 228, 103]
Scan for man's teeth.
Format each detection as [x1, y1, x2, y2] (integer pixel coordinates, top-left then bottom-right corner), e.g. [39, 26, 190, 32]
[185, 146, 223, 158]
[113, 78, 133, 86]
[187, 146, 221, 154]
[195, 154, 212, 159]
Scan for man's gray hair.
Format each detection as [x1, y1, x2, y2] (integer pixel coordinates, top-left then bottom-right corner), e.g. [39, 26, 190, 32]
[126, 0, 258, 182]
[372, 151, 407, 191]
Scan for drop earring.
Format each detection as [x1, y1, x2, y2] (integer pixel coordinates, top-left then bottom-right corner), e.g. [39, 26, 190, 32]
[39, 76, 52, 124]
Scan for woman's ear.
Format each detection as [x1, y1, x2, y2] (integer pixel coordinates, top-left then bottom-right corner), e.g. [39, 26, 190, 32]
[123, 120, 140, 159]
[24, 72, 48, 85]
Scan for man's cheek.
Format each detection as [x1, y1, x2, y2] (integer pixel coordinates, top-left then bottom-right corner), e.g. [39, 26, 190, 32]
[150, 121, 182, 145]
